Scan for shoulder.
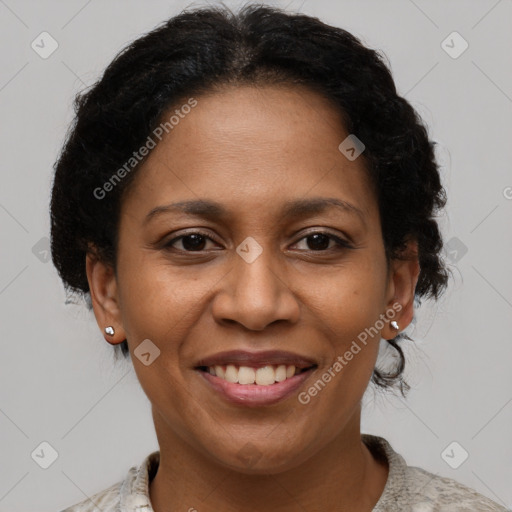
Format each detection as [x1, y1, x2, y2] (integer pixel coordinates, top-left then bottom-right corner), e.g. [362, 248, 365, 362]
[403, 465, 509, 511]
[58, 450, 160, 512]
[59, 480, 123, 512]
[362, 434, 509, 512]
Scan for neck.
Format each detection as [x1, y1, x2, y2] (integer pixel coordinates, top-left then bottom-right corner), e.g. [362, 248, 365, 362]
[149, 404, 388, 512]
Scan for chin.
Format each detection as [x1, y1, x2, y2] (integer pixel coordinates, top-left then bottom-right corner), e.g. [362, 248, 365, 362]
[207, 438, 312, 475]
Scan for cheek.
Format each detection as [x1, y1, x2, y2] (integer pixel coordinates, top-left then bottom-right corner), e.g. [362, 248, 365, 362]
[116, 259, 210, 422]
[310, 260, 388, 341]
[116, 250, 209, 343]
[296, 270, 386, 428]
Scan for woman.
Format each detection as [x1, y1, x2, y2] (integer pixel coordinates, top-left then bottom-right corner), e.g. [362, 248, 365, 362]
[51, 3, 507, 511]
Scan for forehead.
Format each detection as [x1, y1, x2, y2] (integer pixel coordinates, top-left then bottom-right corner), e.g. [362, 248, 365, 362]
[121, 84, 376, 222]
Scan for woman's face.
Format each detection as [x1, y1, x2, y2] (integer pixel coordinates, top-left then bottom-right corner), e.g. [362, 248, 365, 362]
[87, 84, 417, 473]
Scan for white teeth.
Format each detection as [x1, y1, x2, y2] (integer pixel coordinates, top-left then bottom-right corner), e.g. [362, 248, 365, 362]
[238, 366, 255, 384]
[214, 365, 225, 379]
[224, 364, 238, 383]
[205, 363, 307, 385]
[275, 364, 287, 382]
[255, 366, 276, 386]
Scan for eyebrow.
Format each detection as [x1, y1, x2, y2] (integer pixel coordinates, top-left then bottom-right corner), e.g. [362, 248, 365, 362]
[144, 197, 366, 225]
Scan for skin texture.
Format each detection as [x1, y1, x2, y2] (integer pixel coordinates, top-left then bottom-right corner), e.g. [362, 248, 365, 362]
[86, 84, 420, 512]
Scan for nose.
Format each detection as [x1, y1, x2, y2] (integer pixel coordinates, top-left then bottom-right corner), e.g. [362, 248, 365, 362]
[211, 242, 300, 331]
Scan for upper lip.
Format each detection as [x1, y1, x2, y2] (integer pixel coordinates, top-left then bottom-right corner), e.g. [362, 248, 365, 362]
[195, 350, 317, 370]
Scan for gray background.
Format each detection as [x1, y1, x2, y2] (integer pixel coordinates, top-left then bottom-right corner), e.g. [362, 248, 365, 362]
[0, 0, 511, 510]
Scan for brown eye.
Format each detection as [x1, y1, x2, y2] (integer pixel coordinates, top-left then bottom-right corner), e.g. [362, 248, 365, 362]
[304, 233, 331, 250]
[164, 232, 216, 252]
[293, 231, 351, 252]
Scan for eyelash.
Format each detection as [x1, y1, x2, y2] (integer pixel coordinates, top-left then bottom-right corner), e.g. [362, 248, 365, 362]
[163, 230, 352, 253]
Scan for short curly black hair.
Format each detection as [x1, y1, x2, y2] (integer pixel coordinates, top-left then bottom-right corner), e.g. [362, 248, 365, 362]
[50, 2, 449, 396]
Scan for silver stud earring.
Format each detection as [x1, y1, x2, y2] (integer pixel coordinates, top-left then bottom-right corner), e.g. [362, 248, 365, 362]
[105, 326, 115, 336]
[390, 321, 399, 331]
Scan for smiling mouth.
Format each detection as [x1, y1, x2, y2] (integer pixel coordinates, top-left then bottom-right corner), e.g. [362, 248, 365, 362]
[196, 364, 317, 386]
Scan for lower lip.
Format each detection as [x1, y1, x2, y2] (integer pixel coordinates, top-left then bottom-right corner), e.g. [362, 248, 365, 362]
[197, 368, 316, 407]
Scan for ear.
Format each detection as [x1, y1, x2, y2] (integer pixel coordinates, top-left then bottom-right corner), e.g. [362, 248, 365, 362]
[85, 248, 126, 345]
[382, 239, 420, 340]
